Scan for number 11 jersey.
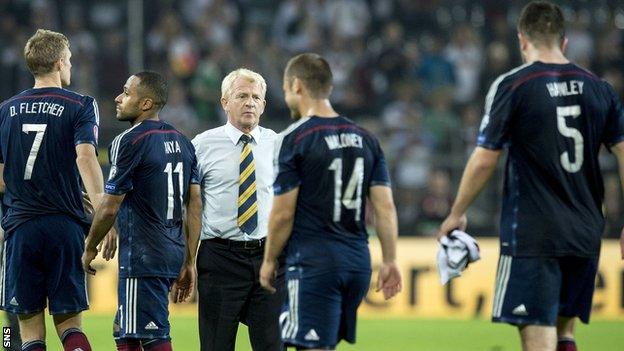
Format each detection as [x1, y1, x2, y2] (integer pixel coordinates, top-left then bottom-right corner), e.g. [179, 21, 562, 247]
[274, 116, 391, 276]
[106, 120, 199, 278]
[478, 62, 624, 257]
[0, 87, 99, 233]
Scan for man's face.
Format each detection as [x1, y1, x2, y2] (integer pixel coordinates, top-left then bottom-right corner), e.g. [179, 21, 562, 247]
[59, 47, 72, 86]
[114, 75, 142, 122]
[283, 75, 301, 120]
[222, 77, 266, 131]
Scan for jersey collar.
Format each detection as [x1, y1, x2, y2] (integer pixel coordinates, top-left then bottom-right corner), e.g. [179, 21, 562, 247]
[225, 122, 261, 145]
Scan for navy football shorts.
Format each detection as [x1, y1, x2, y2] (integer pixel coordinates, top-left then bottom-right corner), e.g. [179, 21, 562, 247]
[0, 214, 88, 315]
[492, 254, 598, 326]
[280, 268, 371, 350]
[114, 276, 175, 339]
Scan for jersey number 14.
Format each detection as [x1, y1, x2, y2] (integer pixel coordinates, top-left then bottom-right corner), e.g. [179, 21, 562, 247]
[328, 157, 364, 222]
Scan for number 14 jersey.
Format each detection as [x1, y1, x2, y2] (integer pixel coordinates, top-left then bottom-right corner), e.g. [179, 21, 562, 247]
[106, 120, 199, 278]
[274, 116, 391, 275]
[478, 62, 624, 257]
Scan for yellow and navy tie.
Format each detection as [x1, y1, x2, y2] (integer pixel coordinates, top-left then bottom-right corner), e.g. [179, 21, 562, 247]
[238, 134, 258, 234]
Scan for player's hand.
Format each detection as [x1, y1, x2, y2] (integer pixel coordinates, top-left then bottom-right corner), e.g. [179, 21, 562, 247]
[376, 261, 402, 300]
[259, 259, 277, 293]
[172, 263, 196, 303]
[82, 190, 94, 215]
[82, 247, 98, 275]
[436, 213, 467, 240]
[99, 228, 118, 261]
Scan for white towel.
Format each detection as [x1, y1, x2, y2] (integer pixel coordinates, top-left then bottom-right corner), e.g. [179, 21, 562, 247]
[437, 230, 480, 285]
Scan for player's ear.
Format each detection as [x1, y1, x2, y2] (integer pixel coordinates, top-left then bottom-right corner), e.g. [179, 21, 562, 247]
[141, 97, 154, 111]
[560, 36, 568, 54]
[293, 78, 303, 95]
[517, 32, 528, 51]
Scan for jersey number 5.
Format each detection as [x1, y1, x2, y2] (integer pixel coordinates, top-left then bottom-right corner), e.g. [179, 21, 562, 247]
[22, 123, 47, 180]
[328, 157, 364, 222]
[557, 105, 583, 173]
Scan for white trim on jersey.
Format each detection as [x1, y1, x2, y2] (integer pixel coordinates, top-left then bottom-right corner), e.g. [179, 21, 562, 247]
[480, 63, 532, 132]
[92, 100, 100, 125]
[273, 117, 310, 181]
[492, 255, 512, 318]
[110, 123, 142, 166]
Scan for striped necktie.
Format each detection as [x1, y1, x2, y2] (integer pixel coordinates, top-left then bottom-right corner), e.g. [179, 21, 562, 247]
[238, 134, 258, 234]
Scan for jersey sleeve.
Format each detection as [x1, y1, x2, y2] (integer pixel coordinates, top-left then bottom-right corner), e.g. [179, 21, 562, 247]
[189, 150, 200, 185]
[105, 135, 140, 195]
[602, 82, 624, 147]
[273, 134, 301, 195]
[370, 138, 391, 187]
[477, 77, 515, 150]
[74, 97, 99, 147]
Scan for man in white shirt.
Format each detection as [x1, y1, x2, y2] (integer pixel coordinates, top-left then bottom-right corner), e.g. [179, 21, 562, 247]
[189, 68, 284, 351]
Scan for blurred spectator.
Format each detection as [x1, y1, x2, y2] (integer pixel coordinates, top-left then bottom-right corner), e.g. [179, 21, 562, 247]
[416, 169, 454, 236]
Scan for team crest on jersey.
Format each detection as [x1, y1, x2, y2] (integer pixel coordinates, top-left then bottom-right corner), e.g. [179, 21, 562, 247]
[93, 125, 99, 143]
[108, 165, 117, 180]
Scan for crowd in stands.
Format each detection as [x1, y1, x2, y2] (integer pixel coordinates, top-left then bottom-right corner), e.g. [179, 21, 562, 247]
[1, 0, 623, 236]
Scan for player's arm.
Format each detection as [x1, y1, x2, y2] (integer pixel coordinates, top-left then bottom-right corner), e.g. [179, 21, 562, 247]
[611, 141, 624, 259]
[173, 183, 202, 303]
[437, 147, 502, 239]
[82, 193, 125, 274]
[369, 185, 402, 300]
[260, 186, 299, 293]
[76, 144, 104, 206]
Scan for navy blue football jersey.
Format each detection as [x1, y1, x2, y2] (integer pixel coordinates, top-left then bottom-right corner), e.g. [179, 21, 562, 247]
[274, 116, 391, 275]
[106, 120, 199, 278]
[478, 62, 624, 257]
[0, 87, 99, 233]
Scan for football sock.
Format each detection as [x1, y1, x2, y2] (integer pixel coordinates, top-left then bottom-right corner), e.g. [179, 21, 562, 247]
[115, 338, 142, 351]
[557, 338, 577, 351]
[142, 338, 173, 351]
[22, 340, 46, 351]
[61, 328, 91, 351]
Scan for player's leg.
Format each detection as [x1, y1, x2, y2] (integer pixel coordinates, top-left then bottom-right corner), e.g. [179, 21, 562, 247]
[2, 220, 48, 350]
[337, 271, 371, 345]
[53, 313, 91, 351]
[44, 215, 91, 351]
[556, 317, 576, 351]
[246, 252, 285, 351]
[491, 255, 561, 351]
[113, 286, 141, 351]
[556, 256, 598, 351]
[281, 270, 342, 351]
[518, 325, 556, 351]
[17, 312, 46, 351]
[196, 241, 252, 351]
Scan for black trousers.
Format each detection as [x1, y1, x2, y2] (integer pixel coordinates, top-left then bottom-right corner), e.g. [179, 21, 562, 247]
[197, 239, 286, 351]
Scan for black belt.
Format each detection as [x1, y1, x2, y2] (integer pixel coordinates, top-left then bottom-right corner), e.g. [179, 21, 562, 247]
[205, 237, 265, 250]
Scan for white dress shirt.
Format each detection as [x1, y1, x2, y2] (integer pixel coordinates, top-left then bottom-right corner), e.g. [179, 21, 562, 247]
[192, 122, 276, 241]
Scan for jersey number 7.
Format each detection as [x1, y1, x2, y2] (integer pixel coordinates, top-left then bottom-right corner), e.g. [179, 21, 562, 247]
[22, 123, 47, 180]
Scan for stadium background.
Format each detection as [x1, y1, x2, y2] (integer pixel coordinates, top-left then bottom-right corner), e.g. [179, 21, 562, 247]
[1, 0, 624, 350]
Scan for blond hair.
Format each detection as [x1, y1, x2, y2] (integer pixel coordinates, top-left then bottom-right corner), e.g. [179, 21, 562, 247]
[24, 29, 70, 76]
[221, 68, 267, 99]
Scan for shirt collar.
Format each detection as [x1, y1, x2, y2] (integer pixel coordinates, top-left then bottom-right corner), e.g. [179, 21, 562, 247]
[225, 122, 261, 145]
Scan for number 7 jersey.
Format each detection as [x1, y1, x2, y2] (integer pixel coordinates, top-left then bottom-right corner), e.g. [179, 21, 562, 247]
[0, 87, 99, 233]
[477, 62, 624, 257]
[106, 120, 199, 278]
[274, 116, 391, 275]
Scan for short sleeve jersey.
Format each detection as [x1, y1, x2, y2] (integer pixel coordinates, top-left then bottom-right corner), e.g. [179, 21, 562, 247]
[274, 116, 391, 275]
[0, 87, 99, 233]
[106, 120, 199, 278]
[477, 62, 624, 257]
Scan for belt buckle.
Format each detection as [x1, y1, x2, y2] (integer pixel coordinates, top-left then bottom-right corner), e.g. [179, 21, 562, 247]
[243, 240, 256, 249]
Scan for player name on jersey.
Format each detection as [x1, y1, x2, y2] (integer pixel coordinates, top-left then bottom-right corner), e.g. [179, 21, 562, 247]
[9, 102, 65, 117]
[324, 133, 363, 150]
[546, 80, 584, 97]
[164, 140, 181, 154]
